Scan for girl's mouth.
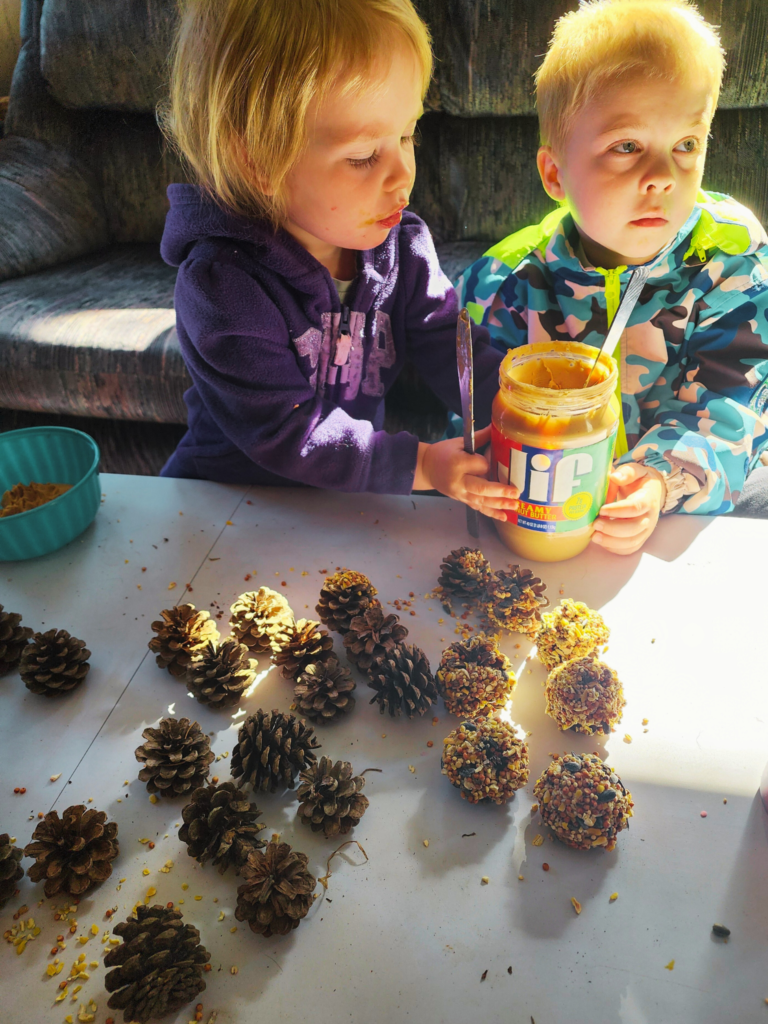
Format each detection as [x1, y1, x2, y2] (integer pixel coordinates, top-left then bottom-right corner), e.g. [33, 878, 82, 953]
[377, 205, 406, 229]
[630, 217, 668, 228]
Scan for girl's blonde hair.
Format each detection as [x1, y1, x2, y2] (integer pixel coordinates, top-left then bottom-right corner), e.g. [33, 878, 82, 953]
[160, 0, 432, 224]
[535, 0, 725, 153]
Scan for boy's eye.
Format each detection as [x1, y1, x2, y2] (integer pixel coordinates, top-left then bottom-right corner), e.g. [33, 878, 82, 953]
[347, 151, 380, 169]
[401, 132, 420, 147]
[612, 140, 638, 154]
[674, 137, 698, 153]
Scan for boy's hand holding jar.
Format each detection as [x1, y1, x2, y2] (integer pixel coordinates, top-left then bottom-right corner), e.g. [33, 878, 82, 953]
[593, 462, 667, 555]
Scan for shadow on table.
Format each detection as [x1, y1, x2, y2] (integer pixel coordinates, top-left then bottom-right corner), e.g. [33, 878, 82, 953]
[405, 783, 519, 877]
[509, 817, 622, 941]
[688, 790, 768, 1020]
[514, 513, 715, 616]
[643, 514, 713, 563]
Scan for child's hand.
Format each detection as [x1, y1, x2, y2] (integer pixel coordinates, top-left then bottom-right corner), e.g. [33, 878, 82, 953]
[414, 426, 519, 521]
[592, 462, 666, 555]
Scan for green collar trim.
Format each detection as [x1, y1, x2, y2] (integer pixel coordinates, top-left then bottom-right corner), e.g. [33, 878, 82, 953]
[483, 205, 569, 271]
[483, 190, 757, 274]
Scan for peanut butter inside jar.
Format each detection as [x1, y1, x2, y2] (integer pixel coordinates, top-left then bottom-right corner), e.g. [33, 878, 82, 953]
[491, 341, 620, 563]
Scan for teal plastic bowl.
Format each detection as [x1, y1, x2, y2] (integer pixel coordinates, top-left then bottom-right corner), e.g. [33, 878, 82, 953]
[0, 427, 101, 561]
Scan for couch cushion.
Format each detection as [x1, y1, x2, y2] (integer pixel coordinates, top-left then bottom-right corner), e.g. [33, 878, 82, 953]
[39, 0, 177, 113]
[419, 0, 768, 116]
[0, 244, 190, 422]
[0, 135, 108, 282]
[89, 115, 189, 243]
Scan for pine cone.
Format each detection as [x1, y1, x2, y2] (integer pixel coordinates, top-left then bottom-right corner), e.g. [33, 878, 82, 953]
[545, 653, 626, 735]
[0, 605, 33, 674]
[19, 628, 90, 696]
[104, 904, 210, 1024]
[316, 569, 378, 634]
[230, 587, 294, 655]
[187, 639, 256, 709]
[24, 805, 118, 898]
[482, 565, 548, 637]
[536, 599, 610, 672]
[148, 604, 219, 678]
[231, 709, 320, 792]
[294, 658, 356, 722]
[271, 618, 334, 681]
[442, 718, 529, 805]
[343, 605, 409, 672]
[437, 547, 493, 606]
[297, 757, 369, 838]
[0, 833, 24, 909]
[437, 633, 517, 718]
[368, 642, 438, 718]
[179, 781, 266, 875]
[134, 718, 214, 798]
[235, 842, 316, 937]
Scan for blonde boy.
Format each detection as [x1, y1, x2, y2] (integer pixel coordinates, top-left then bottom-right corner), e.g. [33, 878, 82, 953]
[459, 0, 768, 553]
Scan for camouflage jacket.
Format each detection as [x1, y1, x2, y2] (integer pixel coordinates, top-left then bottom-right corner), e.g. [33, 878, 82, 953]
[457, 191, 768, 515]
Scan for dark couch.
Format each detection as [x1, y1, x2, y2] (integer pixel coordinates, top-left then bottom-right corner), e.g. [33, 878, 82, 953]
[0, 0, 766, 435]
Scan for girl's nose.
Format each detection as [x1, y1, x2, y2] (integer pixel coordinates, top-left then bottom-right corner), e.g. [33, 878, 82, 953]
[383, 149, 414, 193]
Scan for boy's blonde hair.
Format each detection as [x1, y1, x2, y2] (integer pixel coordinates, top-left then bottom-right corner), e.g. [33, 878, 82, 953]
[535, 0, 725, 153]
[160, 0, 432, 224]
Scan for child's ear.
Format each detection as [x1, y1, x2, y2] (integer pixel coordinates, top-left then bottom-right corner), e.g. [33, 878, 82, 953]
[537, 146, 565, 202]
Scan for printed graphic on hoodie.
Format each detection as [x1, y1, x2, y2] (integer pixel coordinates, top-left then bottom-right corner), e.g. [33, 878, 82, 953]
[293, 310, 396, 401]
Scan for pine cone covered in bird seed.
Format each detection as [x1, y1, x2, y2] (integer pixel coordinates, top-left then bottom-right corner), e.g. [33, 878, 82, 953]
[316, 570, 379, 634]
[0, 605, 33, 674]
[482, 565, 548, 638]
[437, 547, 493, 606]
[0, 833, 24, 909]
[343, 605, 409, 672]
[441, 718, 529, 805]
[148, 604, 219, 678]
[235, 842, 316, 937]
[297, 757, 369, 838]
[179, 781, 266, 875]
[533, 753, 633, 851]
[367, 642, 438, 718]
[536, 599, 610, 672]
[24, 805, 119, 898]
[187, 639, 256, 709]
[545, 653, 626, 735]
[104, 904, 210, 1024]
[293, 657, 356, 723]
[19, 628, 90, 696]
[134, 718, 214, 798]
[230, 709, 320, 792]
[229, 587, 294, 655]
[271, 618, 334, 681]
[437, 633, 517, 718]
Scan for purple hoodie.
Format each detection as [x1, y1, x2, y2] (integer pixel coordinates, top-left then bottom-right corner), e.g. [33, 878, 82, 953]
[159, 184, 502, 492]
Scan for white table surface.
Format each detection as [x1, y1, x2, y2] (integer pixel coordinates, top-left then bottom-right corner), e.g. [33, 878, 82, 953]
[1, 475, 767, 1024]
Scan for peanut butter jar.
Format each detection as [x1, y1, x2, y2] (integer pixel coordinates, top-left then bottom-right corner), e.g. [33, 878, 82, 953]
[491, 341, 619, 563]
